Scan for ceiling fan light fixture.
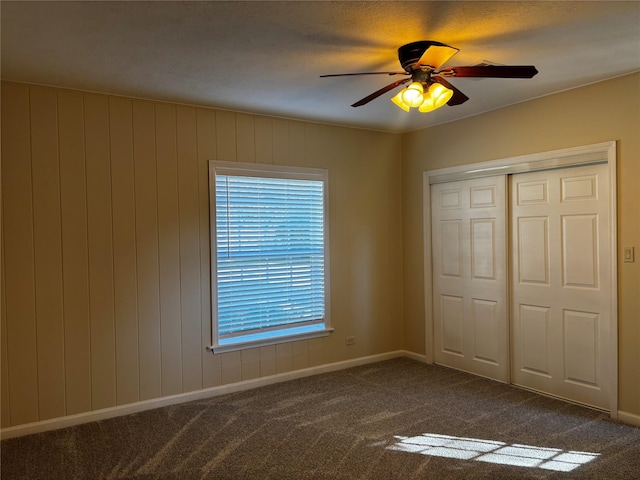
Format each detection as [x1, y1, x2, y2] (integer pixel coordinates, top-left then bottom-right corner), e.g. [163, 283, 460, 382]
[392, 81, 425, 111]
[418, 83, 454, 112]
[401, 81, 425, 107]
[391, 91, 411, 112]
[392, 81, 454, 113]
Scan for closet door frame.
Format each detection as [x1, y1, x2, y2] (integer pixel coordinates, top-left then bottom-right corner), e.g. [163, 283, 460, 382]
[422, 141, 618, 418]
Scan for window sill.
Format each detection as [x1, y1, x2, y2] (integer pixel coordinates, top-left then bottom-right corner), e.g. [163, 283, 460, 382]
[207, 327, 334, 354]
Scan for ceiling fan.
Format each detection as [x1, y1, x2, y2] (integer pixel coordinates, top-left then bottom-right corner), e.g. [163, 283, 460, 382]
[320, 41, 538, 112]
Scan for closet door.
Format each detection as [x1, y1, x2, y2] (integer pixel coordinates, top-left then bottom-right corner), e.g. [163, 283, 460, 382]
[431, 176, 509, 382]
[511, 163, 611, 410]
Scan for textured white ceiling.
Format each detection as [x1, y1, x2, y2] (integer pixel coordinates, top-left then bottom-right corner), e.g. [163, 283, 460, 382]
[2, 1, 639, 132]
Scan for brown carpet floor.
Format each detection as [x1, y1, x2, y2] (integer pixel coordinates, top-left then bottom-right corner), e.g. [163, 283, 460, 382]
[1, 358, 639, 479]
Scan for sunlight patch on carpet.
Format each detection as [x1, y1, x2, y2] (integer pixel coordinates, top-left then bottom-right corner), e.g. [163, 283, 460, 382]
[387, 433, 600, 472]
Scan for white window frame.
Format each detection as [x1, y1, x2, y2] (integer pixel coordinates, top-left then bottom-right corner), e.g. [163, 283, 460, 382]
[208, 161, 332, 353]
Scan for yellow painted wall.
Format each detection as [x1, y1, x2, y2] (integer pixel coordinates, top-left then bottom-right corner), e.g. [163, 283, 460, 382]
[0, 82, 404, 427]
[402, 73, 640, 416]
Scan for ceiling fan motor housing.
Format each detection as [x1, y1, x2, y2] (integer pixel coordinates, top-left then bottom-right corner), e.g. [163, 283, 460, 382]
[398, 40, 451, 71]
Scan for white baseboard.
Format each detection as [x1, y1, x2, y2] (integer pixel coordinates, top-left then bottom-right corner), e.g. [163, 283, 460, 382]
[3, 351, 635, 439]
[618, 410, 640, 427]
[401, 350, 427, 363]
[1, 350, 420, 440]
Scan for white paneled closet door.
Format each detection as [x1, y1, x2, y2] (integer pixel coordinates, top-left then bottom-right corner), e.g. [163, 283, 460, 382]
[431, 176, 509, 383]
[510, 163, 612, 410]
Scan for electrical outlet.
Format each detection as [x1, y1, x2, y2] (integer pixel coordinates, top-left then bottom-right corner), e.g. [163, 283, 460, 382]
[345, 336, 356, 346]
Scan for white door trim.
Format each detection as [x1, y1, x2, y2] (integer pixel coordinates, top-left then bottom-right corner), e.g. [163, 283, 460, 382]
[423, 141, 618, 417]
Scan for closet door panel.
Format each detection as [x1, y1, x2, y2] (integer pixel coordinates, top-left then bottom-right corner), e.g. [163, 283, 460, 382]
[511, 163, 611, 410]
[431, 176, 508, 382]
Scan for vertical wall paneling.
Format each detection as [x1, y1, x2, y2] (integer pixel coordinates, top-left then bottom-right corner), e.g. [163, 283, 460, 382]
[132, 100, 162, 401]
[259, 345, 276, 377]
[220, 351, 241, 384]
[317, 127, 338, 361]
[276, 343, 293, 373]
[326, 129, 353, 362]
[176, 106, 203, 392]
[288, 122, 306, 166]
[240, 348, 260, 381]
[2, 82, 407, 430]
[1, 235, 11, 426]
[215, 111, 237, 162]
[58, 89, 92, 414]
[155, 104, 183, 396]
[109, 97, 140, 405]
[30, 86, 66, 420]
[235, 114, 256, 163]
[307, 125, 335, 360]
[308, 337, 324, 367]
[377, 133, 399, 350]
[84, 93, 117, 410]
[272, 118, 290, 165]
[292, 341, 309, 370]
[195, 108, 221, 388]
[303, 124, 322, 167]
[254, 117, 273, 164]
[2, 83, 39, 425]
[347, 133, 376, 357]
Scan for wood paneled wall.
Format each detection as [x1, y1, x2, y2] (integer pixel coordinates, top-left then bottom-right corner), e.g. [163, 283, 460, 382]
[1, 82, 404, 428]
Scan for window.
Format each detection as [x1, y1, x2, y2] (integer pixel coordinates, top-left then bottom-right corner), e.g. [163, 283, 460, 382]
[208, 161, 332, 353]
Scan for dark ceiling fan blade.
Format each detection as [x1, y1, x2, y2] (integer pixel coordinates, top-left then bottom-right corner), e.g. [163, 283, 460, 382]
[437, 65, 539, 78]
[351, 77, 411, 107]
[320, 71, 408, 78]
[432, 76, 469, 106]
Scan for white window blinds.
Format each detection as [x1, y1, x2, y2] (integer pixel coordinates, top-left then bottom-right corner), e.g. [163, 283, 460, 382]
[210, 163, 330, 351]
